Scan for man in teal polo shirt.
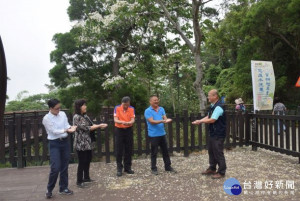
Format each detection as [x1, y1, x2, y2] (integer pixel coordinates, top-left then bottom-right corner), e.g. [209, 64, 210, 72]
[144, 95, 176, 175]
[192, 89, 227, 179]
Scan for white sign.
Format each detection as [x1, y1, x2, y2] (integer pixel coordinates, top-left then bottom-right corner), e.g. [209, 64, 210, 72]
[251, 60, 275, 111]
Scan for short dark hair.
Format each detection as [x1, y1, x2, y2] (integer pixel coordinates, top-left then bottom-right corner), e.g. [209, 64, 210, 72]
[47, 99, 60, 108]
[121, 96, 131, 103]
[74, 99, 87, 115]
[274, 97, 281, 104]
[149, 95, 159, 100]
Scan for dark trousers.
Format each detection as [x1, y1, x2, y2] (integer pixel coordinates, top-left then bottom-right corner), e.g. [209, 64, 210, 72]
[115, 127, 133, 171]
[47, 139, 70, 192]
[76, 150, 92, 183]
[208, 136, 226, 175]
[150, 135, 171, 171]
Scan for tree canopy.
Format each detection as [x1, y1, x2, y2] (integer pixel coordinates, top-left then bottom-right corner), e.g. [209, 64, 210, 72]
[205, 0, 300, 107]
[6, 0, 300, 113]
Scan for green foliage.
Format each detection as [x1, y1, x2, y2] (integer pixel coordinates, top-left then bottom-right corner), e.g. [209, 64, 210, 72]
[49, 0, 172, 114]
[204, 0, 300, 107]
[204, 64, 222, 85]
[111, 79, 148, 115]
[44, 0, 300, 114]
[49, 64, 70, 87]
[5, 91, 59, 112]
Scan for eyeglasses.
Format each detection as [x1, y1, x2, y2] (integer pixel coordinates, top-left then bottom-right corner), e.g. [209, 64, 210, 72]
[52, 107, 61, 111]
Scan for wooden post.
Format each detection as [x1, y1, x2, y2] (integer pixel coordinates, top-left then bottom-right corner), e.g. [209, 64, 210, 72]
[279, 116, 284, 149]
[252, 112, 257, 151]
[190, 113, 195, 151]
[285, 119, 290, 150]
[66, 112, 74, 163]
[291, 120, 296, 151]
[232, 113, 236, 147]
[197, 113, 203, 150]
[96, 116, 102, 158]
[16, 115, 24, 168]
[42, 125, 48, 163]
[167, 115, 173, 154]
[225, 112, 230, 148]
[8, 120, 16, 167]
[205, 124, 209, 149]
[264, 117, 268, 145]
[145, 118, 150, 155]
[136, 115, 142, 156]
[104, 112, 110, 163]
[175, 114, 180, 152]
[183, 110, 189, 157]
[245, 112, 250, 146]
[259, 116, 263, 144]
[239, 112, 244, 147]
[269, 116, 273, 146]
[33, 119, 39, 161]
[25, 119, 31, 163]
[274, 116, 279, 147]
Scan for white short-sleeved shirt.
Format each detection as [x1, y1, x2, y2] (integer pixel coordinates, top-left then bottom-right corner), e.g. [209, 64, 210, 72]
[42, 111, 71, 140]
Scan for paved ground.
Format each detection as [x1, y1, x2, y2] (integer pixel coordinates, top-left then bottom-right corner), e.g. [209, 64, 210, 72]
[0, 146, 299, 201]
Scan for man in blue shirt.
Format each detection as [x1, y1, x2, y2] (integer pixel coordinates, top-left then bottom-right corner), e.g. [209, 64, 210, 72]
[192, 89, 227, 179]
[144, 95, 176, 175]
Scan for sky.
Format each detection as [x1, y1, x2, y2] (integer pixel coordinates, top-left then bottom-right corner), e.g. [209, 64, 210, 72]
[0, 0, 72, 100]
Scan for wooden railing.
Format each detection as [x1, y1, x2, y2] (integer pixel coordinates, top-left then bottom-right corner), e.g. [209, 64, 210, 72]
[250, 113, 300, 161]
[0, 110, 299, 168]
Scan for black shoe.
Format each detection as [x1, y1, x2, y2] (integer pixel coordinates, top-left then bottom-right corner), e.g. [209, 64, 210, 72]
[117, 171, 122, 177]
[152, 170, 158, 175]
[165, 167, 177, 173]
[124, 169, 134, 174]
[83, 178, 95, 183]
[45, 191, 52, 199]
[76, 182, 85, 188]
[59, 188, 73, 195]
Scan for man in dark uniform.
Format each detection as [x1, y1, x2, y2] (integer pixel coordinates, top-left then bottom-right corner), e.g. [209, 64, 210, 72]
[192, 89, 227, 179]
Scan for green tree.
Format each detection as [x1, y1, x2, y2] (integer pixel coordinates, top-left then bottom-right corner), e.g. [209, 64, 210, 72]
[5, 91, 59, 112]
[49, 0, 171, 113]
[155, 0, 228, 113]
[205, 0, 300, 107]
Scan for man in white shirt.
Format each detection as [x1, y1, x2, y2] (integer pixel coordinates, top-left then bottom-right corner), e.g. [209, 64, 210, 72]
[42, 99, 77, 199]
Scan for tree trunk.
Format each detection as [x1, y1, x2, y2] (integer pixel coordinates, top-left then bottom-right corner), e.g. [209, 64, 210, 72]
[112, 47, 123, 76]
[192, 0, 207, 114]
[193, 52, 207, 114]
[112, 26, 134, 76]
[157, 0, 208, 113]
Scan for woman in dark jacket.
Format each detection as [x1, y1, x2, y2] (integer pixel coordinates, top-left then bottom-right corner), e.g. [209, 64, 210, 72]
[73, 99, 107, 187]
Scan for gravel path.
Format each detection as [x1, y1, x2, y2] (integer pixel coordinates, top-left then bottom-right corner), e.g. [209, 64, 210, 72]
[66, 146, 300, 201]
[0, 146, 299, 201]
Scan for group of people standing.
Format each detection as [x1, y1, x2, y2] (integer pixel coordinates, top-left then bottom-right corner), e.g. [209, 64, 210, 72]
[42, 89, 227, 199]
[42, 99, 108, 199]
